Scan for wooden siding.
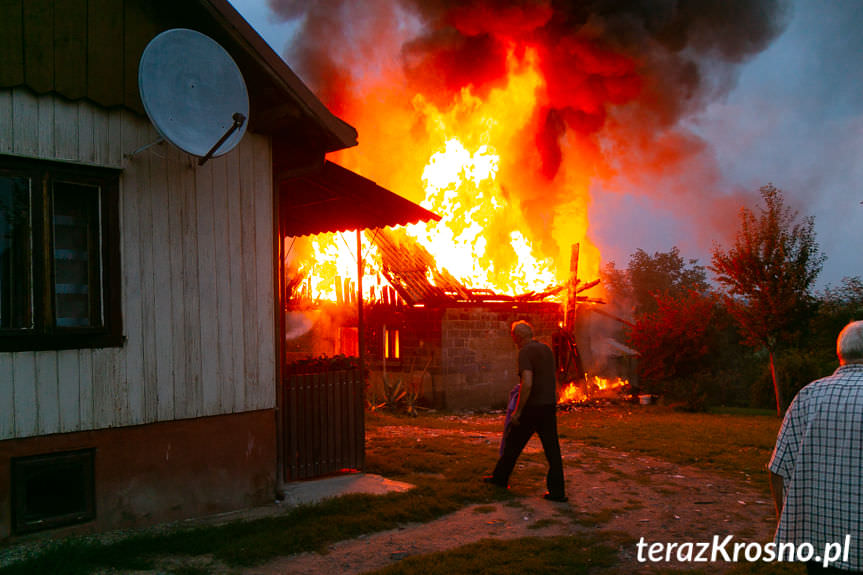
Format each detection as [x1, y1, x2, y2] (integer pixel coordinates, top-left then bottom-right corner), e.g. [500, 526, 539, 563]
[0, 88, 276, 440]
[0, 0, 154, 111]
[284, 369, 364, 480]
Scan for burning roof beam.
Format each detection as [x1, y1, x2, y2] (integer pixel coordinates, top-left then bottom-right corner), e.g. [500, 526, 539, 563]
[370, 228, 572, 306]
[371, 228, 459, 306]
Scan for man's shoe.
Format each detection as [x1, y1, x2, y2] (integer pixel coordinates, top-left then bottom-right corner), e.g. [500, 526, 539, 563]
[483, 476, 508, 488]
[543, 492, 568, 502]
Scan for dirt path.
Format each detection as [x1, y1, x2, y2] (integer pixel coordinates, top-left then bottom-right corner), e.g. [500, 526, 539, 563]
[245, 425, 776, 574]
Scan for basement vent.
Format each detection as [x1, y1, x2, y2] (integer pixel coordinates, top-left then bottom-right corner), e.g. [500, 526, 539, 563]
[11, 449, 95, 534]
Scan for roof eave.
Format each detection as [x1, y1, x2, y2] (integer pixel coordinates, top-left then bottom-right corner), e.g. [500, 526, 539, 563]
[200, 0, 358, 151]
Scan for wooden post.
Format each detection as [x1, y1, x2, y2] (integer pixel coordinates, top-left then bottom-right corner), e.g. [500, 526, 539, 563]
[357, 229, 366, 373]
[356, 229, 366, 470]
[566, 243, 580, 333]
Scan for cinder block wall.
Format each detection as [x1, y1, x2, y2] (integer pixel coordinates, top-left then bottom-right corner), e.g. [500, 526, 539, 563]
[439, 303, 562, 410]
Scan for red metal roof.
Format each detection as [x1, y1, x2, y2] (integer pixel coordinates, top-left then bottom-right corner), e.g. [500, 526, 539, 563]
[279, 161, 440, 237]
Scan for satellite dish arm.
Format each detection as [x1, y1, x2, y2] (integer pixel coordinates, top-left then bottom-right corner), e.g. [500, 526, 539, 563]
[198, 112, 247, 166]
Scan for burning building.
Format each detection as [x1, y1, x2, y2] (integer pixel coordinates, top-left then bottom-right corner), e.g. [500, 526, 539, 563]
[278, 0, 788, 408]
[286, 227, 611, 410]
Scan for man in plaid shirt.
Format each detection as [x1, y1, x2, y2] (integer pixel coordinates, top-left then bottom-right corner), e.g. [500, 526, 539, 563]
[769, 320, 863, 574]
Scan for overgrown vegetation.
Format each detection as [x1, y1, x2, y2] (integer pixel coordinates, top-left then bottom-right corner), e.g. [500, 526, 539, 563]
[368, 358, 432, 416]
[601, 185, 861, 414]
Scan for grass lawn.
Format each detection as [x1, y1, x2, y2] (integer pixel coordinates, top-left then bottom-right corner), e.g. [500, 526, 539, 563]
[0, 405, 788, 575]
[557, 404, 781, 494]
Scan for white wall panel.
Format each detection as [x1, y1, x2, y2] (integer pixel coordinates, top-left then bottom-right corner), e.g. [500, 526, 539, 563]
[120, 114, 147, 424]
[11, 353, 37, 437]
[34, 351, 59, 434]
[57, 349, 81, 433]
[0, 355, 14, 437]
[11, 89, 38, 157]
[0, 90, 12, 155]
[0, 89, 277, 440]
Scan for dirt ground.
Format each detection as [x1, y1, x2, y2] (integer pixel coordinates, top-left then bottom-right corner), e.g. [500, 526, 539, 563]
[2, 418, 776, 574]
[244, 421, 777, 575]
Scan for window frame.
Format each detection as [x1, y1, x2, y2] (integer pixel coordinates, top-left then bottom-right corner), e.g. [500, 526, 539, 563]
[11, 448, 97, 534]
[0, 155, 122, 351]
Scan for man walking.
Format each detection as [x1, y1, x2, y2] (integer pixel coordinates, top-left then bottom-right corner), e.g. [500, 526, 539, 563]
[485, 320, 567, 502]
[769, 320, 863, 574]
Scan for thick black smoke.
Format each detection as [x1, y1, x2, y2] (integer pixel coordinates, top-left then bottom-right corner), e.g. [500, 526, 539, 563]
[269, 0, 790, 178]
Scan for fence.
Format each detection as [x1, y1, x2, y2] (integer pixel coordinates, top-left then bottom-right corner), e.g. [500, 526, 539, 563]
[283, 367, 365, 480]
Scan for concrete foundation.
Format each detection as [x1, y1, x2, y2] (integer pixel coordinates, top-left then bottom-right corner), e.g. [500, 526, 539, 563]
[0, 410, 277, 542]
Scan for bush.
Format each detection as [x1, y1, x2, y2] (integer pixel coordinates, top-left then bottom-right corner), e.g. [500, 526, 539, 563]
[776, 348, 838, 405]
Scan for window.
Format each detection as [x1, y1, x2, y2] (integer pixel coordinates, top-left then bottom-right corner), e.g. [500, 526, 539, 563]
[12, 449, 96, 534]
[338, 326, 358, 356]
[384, 327, 399, 359]
[0, 155, 122, 351]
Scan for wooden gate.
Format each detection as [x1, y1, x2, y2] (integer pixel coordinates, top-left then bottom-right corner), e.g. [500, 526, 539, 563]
[283, 367, 365, 480]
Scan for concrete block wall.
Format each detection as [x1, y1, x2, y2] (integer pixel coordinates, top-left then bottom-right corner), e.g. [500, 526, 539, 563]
[364, 302, 563, 411]
[439, 303, 562, 410]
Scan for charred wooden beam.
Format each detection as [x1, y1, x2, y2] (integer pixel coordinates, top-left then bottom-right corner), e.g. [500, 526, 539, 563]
[575, 278, 601, 294]
[587, 306, 636, 328]
[575, 296, 607, 304]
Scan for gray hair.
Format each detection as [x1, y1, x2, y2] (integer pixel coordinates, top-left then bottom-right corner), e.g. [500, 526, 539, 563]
[837, 320, 863, 364]
[511, 320, 534, 342]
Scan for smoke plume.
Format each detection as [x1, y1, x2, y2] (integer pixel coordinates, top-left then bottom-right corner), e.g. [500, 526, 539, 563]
[269, 0, 791, 269]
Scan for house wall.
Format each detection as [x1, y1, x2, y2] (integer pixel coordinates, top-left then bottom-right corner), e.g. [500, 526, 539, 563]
[0, 88, 278, 539]
[0, 88, 276, 442]
[368, 303, 563, 411]
[439, 304, 563, 410]
[0, 409, 276, 540]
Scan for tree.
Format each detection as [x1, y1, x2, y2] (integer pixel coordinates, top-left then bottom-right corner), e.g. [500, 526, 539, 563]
[710, 184, 826, 416]
[602, 247, 708, 318]
[820, 276, 863, 320]
[628, 290, 718, 402]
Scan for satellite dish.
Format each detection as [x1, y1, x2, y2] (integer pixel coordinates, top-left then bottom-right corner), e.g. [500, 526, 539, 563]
[138, 28, 249, 165]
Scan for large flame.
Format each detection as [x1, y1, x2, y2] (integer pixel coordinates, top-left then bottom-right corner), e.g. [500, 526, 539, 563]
[276, 0, 789, 306]
[291, 47, 602, 303]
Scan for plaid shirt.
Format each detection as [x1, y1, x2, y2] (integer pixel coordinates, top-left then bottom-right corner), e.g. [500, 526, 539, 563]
[769, 364, 863, 570]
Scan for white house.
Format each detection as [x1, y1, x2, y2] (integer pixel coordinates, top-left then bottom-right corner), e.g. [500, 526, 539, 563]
[0, 0, 435, 540]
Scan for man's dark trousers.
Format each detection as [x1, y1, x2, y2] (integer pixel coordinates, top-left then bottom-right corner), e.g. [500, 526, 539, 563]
[491, 404, 565, 496]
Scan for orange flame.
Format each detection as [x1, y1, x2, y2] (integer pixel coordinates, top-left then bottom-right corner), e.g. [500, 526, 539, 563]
[558, 375, 629, 405]
[293, 47, 604, 304]
[559, 381, 588, 404]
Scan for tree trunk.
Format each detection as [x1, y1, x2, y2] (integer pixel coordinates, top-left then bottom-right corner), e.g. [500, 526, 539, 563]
[770, 350, 782, 417]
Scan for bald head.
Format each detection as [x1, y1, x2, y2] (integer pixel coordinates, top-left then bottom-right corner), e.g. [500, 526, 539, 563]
[511, 320, 534, 347]
[838, 321, 863, 365]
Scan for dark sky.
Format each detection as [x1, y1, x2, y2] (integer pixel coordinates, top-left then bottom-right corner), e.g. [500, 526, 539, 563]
[589, 0, 861, 288]
[231, 0, 861, 289]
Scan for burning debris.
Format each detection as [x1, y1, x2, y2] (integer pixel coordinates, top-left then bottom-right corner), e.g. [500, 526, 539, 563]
[371, 227, 566, 305]
[558, 375, 632, 408]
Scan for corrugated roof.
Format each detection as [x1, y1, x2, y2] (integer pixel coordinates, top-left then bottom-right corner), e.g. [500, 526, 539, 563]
[371, 229, 466, 306]
[280, 161, 440, 237]
[370, 228, 566, 306]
